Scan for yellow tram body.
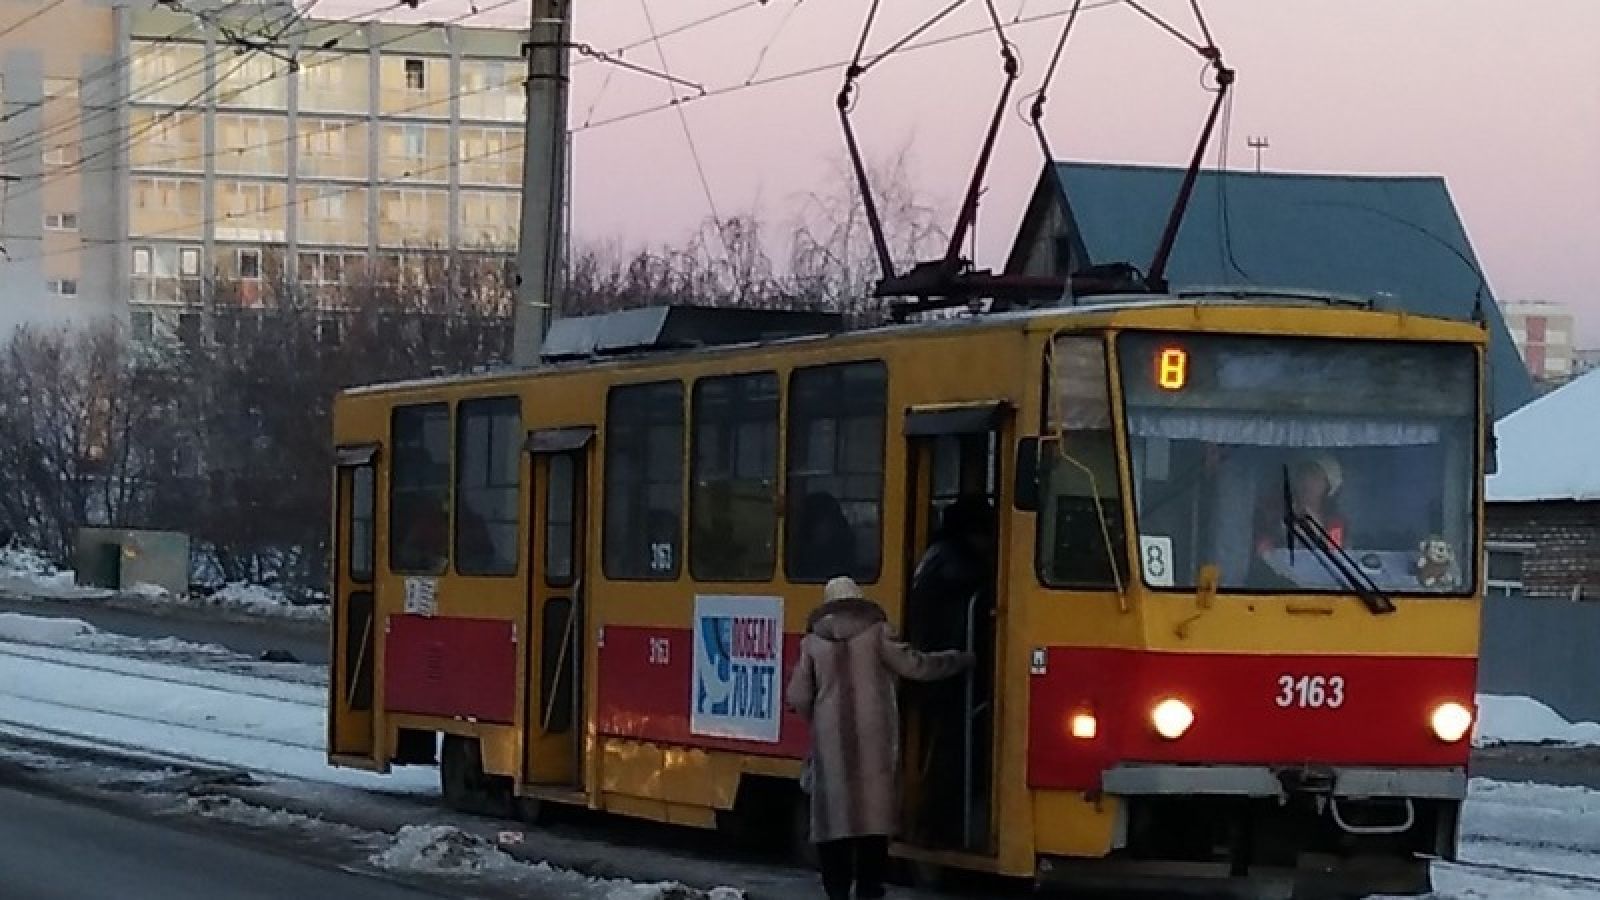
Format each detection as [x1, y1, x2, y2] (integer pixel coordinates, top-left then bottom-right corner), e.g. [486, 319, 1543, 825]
[329, 295, 1486, 892]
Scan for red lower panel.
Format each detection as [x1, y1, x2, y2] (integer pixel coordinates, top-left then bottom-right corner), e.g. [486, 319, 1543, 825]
[384, 615, 517, 724]
[597, 625, 809, 759]
[1028, 648, 1477, 790]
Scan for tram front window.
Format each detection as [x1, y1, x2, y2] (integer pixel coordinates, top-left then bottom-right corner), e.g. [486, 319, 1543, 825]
[1116, 332, 1478, 596]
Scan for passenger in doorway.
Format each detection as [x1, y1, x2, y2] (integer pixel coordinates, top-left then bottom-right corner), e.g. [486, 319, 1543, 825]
[786, 576, 973, 900]
[791, 491, 859, 582]
[906, 494, 996, 848]
[908, 495, 995, 651]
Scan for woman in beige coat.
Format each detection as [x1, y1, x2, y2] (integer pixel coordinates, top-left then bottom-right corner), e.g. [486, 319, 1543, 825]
[785, 576, 972, 900]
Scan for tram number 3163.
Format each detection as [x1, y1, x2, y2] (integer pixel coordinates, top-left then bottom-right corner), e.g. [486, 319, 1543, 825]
[1276, 675, 1346, 709]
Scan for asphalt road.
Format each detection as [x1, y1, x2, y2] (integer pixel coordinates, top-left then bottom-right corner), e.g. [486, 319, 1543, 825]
[0, 595, 329, 665]
[0, 784, 456, 900]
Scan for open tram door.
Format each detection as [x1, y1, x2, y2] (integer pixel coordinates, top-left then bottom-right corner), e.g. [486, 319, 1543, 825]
[899, 402, 1008, 857]
[330, 443, 380, 767]
[522, 426, 593, 793]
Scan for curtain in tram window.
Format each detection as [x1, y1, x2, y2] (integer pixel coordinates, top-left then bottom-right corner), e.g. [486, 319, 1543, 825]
[1126, 410, 1440, 448]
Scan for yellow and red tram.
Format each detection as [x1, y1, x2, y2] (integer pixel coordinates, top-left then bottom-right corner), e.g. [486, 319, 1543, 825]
[328, 293, 1486, 895]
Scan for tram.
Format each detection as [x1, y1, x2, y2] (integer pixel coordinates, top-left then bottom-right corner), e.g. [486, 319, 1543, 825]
[327, 292, 1486, 896]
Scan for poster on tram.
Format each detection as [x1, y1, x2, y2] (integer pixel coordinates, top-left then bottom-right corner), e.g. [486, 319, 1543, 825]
[690, 595, 784, 743]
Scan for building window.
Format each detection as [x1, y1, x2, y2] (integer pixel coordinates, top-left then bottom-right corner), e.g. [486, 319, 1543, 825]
[402, 124, 425, 159]
[237, 248, 261, 279]
[390, 403, 450, 575]
[604, 381, 684, 580]
[785, 362, 887, 583]
[44, 213, 78, 231]
[132, 246, 152, 275]
[691, 372, 779, 581]
[455, 396, 521, 576]
[43, 76, 77, 99]
[130, 310, 154, 342]
[44, 146, 70, 166]
[1487, 541, 1531, 597]
[179, 246, 202, 276]
[404, 58, 425, 90]
[47, 279, 78, 297]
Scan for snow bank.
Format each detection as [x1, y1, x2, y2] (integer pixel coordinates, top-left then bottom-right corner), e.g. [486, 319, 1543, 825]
[371, 826, 741, 900]
[0, 545, 113, 600]
[1476, 695, 1600, 747]
[204, 582, 329, 623]
[0, 611, 97, 645]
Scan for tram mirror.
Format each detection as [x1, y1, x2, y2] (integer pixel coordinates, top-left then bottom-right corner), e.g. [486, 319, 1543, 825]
[1014, 437, 1055, 511]
[1485, 428, 1499, 475]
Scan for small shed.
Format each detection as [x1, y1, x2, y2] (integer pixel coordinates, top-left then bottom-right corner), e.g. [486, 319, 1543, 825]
[75, 527, 190, 597]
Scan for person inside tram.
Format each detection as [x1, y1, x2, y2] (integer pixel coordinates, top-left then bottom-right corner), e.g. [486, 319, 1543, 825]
[1253, 454, 1348, 564]
[791, 491, 859, 581]
[906, 493, 996, 846]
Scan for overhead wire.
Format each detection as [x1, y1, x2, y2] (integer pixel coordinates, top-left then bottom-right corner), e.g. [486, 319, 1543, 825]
[0, 0, 75, 44]
[573, 0, 1123, 134]
[743, 0, 803, 85]
[1121, 0, 1203, 52]
[637, 0, 727, 260]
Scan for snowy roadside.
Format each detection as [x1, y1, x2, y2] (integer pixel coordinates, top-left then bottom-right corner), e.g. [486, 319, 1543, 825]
[5, 609, 1600, 899]
[0, 741, 749, 900]
[0, 545, 328, 627]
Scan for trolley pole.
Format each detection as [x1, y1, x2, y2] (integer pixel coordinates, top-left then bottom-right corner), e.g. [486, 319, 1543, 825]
[511, 0, 571, 367]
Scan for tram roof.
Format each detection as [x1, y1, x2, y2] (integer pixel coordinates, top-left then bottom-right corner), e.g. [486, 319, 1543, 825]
[1008, 161, 1535, 419]
[342, 295, 1483, 398]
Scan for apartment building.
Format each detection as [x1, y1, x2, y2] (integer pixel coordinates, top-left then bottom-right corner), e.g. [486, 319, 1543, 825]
[0, 0, 527, 343]
[1503, 300, 1577, 381]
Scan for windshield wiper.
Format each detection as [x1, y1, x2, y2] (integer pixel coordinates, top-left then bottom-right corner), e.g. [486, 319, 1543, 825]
[1281, 465, 1395, 615]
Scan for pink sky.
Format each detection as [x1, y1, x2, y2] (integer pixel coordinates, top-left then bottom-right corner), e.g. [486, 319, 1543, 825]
[382, 0, 1600, 342]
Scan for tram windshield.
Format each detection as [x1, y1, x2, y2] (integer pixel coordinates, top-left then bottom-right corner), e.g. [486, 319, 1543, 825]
[1115, 331, 1478, 596]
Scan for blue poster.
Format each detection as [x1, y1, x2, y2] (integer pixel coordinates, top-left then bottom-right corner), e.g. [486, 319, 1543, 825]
[690, 595, 784, 743]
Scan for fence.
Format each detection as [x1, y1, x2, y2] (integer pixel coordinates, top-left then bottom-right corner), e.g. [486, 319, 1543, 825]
[1479, 592, 1600, 723]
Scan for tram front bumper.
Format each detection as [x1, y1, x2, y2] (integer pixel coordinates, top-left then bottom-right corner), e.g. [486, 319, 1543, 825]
[1102, 763, 1467, 801]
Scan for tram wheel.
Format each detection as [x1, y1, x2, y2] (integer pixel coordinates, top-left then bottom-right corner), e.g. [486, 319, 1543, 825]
[440, 734, 515, 819]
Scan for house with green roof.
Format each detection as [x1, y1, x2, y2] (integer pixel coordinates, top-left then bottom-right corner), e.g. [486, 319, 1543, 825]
[1004, 161, 1535, 418]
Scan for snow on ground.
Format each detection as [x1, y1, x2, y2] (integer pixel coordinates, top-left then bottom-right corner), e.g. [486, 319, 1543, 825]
[206, 582, 328, 623]
[0, 615, 425, 792]
[371, 825, 740, 900]
[1476, 695, 1600, 748]
[0, 611, 324, 683]
[0, 546, 113, 600]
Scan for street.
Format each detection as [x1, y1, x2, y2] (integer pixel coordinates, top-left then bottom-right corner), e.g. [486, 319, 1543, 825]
[0, 782, 460, 900]
[0, 594, 328, 665]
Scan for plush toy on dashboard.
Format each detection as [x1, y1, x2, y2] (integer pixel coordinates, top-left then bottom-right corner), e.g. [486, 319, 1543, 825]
[1414, 536, 1458, 590]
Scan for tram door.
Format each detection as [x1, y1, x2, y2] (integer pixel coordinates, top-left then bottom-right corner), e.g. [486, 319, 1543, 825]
[330, 445, 379, 766]
[523, 428, 592, 788]
[900, 405, 1004, 855]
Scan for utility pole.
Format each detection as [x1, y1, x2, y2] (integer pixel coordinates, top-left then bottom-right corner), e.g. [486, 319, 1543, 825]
[1247, 135, 1269, 173]
[511, 0, 571, 367]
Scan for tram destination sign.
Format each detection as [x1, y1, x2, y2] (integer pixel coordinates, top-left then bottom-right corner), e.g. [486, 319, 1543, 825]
[691, 595, 784, 743]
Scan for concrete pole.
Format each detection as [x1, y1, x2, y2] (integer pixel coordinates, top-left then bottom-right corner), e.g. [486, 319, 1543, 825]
[511, 0, 570, 367]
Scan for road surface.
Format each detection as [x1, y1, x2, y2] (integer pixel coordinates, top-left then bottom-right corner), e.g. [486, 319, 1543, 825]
[0, 782, 466, 900]
[0, 594, 328, 664]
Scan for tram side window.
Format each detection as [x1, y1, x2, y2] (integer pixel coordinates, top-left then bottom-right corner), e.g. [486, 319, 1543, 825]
[1037, 337, 1127, 589]
[786, 361, 887, 583]
[390, 403, 451, 575]
[455, 396, 522, 576]
[350, 465, 375, 582]
[604, 381, 685, 579]
[691, 372, 779, 581]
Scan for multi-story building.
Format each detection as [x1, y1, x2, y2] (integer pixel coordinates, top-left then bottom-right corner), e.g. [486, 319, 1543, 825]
[1503, 300, 1577, 381]
[0, 0, 526, 343]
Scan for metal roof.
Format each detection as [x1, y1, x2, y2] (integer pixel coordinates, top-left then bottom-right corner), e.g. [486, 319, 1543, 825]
[1008, 161, 1535, 418]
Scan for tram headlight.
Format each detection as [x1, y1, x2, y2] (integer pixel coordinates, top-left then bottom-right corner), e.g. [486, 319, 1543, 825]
[1151, 698, 1194, 740]
[1069, 712, 1098, 740]
[1430, 701, 1473, 743]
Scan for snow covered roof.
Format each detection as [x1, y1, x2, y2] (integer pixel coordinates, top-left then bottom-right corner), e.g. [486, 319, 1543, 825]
[1486, 368, 1600, 503]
